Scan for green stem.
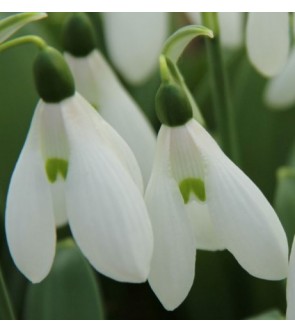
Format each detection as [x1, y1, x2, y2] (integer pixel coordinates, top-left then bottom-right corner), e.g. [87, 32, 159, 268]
[290, 13, 295, 46]
[159, 55, 173, 83]
[0, 265, 15, 319]
[0, 35, 47, 53]
[201, 12, 240, 164]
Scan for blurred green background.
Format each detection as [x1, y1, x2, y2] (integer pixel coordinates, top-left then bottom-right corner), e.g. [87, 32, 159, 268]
[0, 12, 295, 320]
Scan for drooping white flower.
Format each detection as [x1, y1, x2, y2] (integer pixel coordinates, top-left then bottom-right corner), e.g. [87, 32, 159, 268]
[263, 14, 295, 110]
[103, 12, 169, 84]
[62, 13, 156, 186]
[145, 81, 289, 310]
[5, 47, 153, 284]
[186, 12, 244, 49]
[246, 12, 290, 77]
[287, 237, 295, 319]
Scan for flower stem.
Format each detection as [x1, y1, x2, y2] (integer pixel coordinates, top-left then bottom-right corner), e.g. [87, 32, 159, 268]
[0, 35, 47, 53]
[201, 12, 240, 164]
[0, 265, 15, 319]
[290, 13, 295, 46]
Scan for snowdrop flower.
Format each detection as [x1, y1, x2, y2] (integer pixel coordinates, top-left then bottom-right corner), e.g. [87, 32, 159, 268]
[5, 46, 153, 284]
[250, 13, 295, 109]
[264, 14, 295, 110]
[103, 12, 169, 84]
[246, 12, 290, 77]
[62, 13, 156, 186]
[145, 75, 288, 310]
[187, 12, 244, 50]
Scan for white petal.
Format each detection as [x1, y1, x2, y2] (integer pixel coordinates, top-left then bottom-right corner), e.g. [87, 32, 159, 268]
[5, 101, 56, 283]
[145, 125, 196, 311]
[264, 48, 295, 110]
[61, 94, 153, 283]
[246, 13, 290, 77]
[49, 177, 67, 227]
[40, 103, 69, 226]
[169, 125, 224, 251]
[186, 202, 225, 251]
[65, 50, 156, 187]
[103, 12, 168, 84]
[219, 12, 243, 49]
[187, 119, 289, 280]
[63, 90, 144, 192]
[287, 237, 295, 320]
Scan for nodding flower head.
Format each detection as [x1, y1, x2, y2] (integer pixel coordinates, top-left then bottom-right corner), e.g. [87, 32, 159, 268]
[145, 79, 288, 310]
[5, 46, 154, 284]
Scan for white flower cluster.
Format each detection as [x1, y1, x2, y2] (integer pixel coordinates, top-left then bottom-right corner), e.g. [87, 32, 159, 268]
[2, 13, 294, 315]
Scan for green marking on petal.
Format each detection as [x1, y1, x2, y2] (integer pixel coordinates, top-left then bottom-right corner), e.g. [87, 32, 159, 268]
[179, 178, 206, 203]
[46, 158, 69, 183]
[91, 102, 99, 111]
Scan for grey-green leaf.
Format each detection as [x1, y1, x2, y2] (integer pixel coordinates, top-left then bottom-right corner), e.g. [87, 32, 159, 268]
[23, 239, 104, 320]
[247, 308, 285, 320]
[274, 167, 295, 248]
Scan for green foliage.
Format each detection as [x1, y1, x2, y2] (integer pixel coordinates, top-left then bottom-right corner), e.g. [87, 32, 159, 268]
[0, 12, 46, 44]
[23, 240, 104, 320]
[248, 308, 285, 320]
[275, 167, 295, 247]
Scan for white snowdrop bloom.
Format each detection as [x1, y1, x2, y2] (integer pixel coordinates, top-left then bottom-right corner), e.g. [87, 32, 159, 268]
[287, 237, 295, 319]
[63, 13, 156, 186]
[264, 14, 295, 110]
[264, 48, 295, 110]
[145, 82, 288, 310]
[186, 12, 244, 49]
[5, 47, 153, 284]
[103, 12, 169, 84]
[246, 13, 290, 77]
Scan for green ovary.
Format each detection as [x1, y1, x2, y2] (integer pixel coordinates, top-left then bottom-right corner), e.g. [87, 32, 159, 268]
[179, 177, 206, 204]
[46, 158, 69, 183]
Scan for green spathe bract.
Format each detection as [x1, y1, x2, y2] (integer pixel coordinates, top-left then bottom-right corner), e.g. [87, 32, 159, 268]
[0, 12, 47, 44]
[34, 46, 75, 103]
[46, 158, 69, 183]
[63, 13, 97, 57]
[155, 83, 193, 127]
[162, 24, 214, 64]
[179, 177, 206, 203]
